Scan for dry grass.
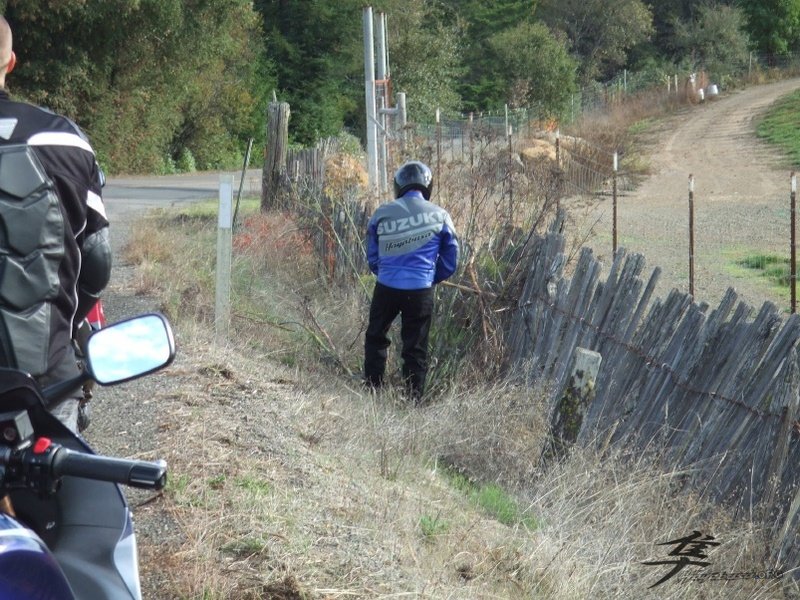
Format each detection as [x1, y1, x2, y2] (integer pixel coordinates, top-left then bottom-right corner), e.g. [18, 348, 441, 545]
[125, 136, 795, 597]
[136, 327, 783, 598]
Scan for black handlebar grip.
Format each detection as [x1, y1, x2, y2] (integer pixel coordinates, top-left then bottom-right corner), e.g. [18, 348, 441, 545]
[53, 448, 167, 490]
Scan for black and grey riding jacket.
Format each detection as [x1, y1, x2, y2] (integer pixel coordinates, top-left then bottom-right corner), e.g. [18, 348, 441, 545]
[0, 89, 110, 390]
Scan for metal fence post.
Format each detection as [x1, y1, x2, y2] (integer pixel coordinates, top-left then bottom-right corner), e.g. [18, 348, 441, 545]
[555, 128, 561, 169]
[689, 174, 695, 297]
[792, 172, 797, 313]
[216, 175, 233, 342]
[435, 107, 441, 192]
[613, 151, 618, 255]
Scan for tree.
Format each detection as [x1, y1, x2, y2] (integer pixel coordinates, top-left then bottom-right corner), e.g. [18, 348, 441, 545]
[380, 0, 464, 121]
[3, 0, 272, 173]
[488, 21, 577, 114]
[255, 0, 364, 145]
[739, 0, 800, 55]
[537, 0, 654, 83]
[438, 0, 538, 111]
[672, 3, 751, 82]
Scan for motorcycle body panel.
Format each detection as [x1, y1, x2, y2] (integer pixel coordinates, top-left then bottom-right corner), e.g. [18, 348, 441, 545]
[1, 370, 142, 599]
[0, 512, 75, 599]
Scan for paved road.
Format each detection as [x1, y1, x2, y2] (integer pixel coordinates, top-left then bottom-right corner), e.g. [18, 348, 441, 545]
[104, 168, 262, 219]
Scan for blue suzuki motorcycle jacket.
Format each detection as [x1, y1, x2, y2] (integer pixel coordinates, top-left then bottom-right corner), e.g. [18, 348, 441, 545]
[366, 190, 459, 290]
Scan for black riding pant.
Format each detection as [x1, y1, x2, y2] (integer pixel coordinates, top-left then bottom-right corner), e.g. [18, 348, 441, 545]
[364, 282, 434, 399]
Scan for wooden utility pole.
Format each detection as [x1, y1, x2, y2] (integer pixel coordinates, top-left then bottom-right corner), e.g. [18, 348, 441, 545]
[261, 101, 291, 211]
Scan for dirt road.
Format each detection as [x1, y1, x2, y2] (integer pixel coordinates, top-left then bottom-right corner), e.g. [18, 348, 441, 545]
[574, 77, 800, 311]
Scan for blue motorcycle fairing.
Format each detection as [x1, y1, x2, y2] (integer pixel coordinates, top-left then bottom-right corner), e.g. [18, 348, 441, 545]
[0, 369, 142, 599]
[0, 512, 75, 599]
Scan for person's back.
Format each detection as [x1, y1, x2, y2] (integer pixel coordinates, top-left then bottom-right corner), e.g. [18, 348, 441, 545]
[364, 161, 458, 401]
[0, 16, 110, 430]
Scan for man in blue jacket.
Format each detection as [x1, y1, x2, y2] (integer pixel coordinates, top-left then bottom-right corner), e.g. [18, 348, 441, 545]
[364, 160, 459, 401]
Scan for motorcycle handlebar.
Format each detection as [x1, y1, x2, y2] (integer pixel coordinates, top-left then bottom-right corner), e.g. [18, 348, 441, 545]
[53, 448, 167, 490]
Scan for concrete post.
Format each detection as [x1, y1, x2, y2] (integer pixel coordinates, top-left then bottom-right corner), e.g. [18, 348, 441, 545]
[543, 347, 602, 462]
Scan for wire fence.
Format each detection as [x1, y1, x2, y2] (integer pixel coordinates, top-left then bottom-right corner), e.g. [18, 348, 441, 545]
[506, 214, 800, 572]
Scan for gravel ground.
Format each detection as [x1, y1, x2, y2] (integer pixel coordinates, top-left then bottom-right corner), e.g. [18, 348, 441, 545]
[80, 213, 182, 596]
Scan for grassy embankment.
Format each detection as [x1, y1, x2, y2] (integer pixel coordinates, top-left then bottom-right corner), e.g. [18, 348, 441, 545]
[124, 163, 783, 598]
[735, 89, 800, 295]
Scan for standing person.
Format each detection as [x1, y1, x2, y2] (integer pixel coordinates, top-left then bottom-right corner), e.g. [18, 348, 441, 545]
[364, 160, 459, 401]
[0, 16, 111, 432]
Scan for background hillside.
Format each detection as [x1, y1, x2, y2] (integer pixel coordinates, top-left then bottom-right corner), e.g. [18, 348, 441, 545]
[1, 0, 798, 174]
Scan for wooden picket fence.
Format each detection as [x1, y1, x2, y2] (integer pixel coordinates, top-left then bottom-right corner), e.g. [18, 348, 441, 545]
[507, 211, 800, 569]
[283, 139, 369, 282]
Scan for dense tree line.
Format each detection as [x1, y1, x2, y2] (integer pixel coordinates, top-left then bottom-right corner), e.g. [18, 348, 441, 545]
[0, 0, 797, 173]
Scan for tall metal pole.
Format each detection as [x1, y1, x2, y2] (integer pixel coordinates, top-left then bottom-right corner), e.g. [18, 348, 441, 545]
[363, 7, 378, 198]
[689, 174, 695, 297]
[397, 91, 407, 154]
[215, 175, 233, 342]
[792, 172, 797, 313]
[376, 11, 388, 193]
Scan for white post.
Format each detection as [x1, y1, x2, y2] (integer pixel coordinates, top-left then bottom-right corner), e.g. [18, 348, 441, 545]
[376, 12, 388, 194]
[363, 6, 379, 197]
[376, 11, 387, 81]
[216, 175, 233, 342]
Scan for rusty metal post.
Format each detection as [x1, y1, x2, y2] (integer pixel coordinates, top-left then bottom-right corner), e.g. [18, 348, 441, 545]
[555, 128, 561, 169]
[792, 172, 797, 313]
[689, 174, 695, 297]
[507, 124, 514, 211]
[612, 151, 618, 255]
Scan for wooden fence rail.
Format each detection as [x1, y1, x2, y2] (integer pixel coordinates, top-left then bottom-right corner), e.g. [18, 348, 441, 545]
[507, 211, 800, 568]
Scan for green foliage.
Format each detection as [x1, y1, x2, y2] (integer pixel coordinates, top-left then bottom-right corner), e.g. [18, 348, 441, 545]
[442, 0, 537, 112]
[757, 89, 800, 167]
[444, 467, 537, 528]
[255, 0, 364, 145]
[737, 253, 791, 287]
[418, 514, 449, 538]
[487, 21, 577, 114]
[672, 3, 751, 82]
[379, 0, 465, 121]
[175, 148, 197, 173]
[537, 0, 654, 83]
[4, 0, 273, 174]
[739, 0, 800, 55]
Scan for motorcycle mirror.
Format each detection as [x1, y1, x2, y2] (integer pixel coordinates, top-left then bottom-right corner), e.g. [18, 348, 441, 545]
[86, 313, 176, 385]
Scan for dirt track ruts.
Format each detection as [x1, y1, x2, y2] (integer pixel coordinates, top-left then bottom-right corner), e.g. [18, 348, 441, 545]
[570, 77, 800, 311]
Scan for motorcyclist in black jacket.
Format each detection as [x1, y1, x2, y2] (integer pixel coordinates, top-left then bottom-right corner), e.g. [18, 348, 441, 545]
[0, 16, 111, 432]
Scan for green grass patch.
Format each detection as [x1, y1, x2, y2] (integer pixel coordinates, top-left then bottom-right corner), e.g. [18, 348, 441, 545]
[737, 253, 793, 288]
[627, 117, 655, 136]
[235, 475, 272, 496]
[757, 90, 800, 167]
[444, 467, 538, 529]
[419, 514, 449, 538]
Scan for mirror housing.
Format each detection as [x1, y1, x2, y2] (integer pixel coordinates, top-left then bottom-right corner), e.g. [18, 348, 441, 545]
[86, 313, 176, 385]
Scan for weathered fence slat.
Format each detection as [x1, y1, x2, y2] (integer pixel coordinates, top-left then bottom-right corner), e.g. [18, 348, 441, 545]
[505, 220, 800, 568]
